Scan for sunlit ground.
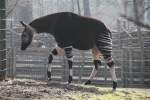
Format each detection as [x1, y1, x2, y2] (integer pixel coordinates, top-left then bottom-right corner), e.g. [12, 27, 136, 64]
[0, 79, 149, 100]
[64, 87, 150, 100]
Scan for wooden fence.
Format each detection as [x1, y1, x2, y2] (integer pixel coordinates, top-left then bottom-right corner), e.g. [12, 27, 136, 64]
[6, 29, 150, 88]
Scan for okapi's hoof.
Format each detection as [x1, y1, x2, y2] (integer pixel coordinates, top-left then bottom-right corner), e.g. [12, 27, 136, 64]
[84, 80, 91, 85]
[68, 76, 72, 84]
[112, 81, 117, 91]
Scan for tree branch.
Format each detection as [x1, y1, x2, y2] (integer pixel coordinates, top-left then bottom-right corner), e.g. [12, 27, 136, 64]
[6, 0, 19, 17]
[145, 6, 150, 12]
[120, 14, 150, 29]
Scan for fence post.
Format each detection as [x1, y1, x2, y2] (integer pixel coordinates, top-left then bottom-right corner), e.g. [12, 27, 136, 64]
[117, 19, 124, 87]
[129, 48, 133, 86]
[62, 56, 67, 82]
[12, 47, 16, 79]
[0, 0, 6, 81]
[133, 0, 145, 84]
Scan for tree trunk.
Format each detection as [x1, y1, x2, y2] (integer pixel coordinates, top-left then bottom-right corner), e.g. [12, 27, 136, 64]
[0, 0, 6, 81]
[17, 0, 32, 23]
[77, 0, 81, 15]
[145, 0, 150, 24]
[83, 0, 91, 16]
[96, 0, 101, 8]
[71, 0, 75, 12]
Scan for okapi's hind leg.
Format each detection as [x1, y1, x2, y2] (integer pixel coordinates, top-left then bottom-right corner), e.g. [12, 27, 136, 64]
[104, 55, 117, 91]
[64, 46, 73, 84]
[85, 47, 102, 85]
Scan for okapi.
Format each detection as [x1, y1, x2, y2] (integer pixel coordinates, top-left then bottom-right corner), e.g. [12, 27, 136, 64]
[20, 12, 117, 90]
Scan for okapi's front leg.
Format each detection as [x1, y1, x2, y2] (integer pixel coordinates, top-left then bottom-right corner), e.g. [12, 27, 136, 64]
[85, 47, 102, 85]
[47, 48, 58, 80]
[47, 47, 64, 80]
[64, 46, 73, 84]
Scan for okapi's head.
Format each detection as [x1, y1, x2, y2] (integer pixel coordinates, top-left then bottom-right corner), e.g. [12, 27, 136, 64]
[20, 21, 35, 50]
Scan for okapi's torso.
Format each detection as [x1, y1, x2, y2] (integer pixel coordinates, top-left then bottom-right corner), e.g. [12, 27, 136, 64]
[29, 12, 111, 50]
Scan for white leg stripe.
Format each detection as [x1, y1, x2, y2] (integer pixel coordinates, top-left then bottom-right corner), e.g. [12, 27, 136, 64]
[109, 67, 117, 82]
[48, 64, 52, 72]
[88, 67, 98, 80]
[69, 69, 73, 76]
[67, 57, 73, 61]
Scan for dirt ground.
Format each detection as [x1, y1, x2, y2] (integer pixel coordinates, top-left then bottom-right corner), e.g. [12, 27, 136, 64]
[0, 79, 150, 100]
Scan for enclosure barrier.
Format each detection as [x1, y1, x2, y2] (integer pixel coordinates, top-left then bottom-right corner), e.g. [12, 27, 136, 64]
[4, 26, 150, 88]
[0, 0, 150, 88]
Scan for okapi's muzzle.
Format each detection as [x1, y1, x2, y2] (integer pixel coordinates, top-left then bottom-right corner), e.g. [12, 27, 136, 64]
[21, 34, 33, 51]
[21, 46, 26, 51]
[21, 43, 29, 50]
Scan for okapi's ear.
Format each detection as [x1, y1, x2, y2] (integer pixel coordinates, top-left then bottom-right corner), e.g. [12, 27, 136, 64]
[20, 21, 28, 27]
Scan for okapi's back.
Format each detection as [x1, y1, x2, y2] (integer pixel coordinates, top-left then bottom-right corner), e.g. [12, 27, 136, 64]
[29, 12, 112, 50]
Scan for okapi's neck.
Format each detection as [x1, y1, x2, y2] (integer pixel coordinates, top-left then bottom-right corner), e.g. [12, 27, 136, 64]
[29, 14, 59, 35]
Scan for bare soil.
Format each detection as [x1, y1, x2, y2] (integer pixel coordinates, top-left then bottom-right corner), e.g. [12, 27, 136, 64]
[0, 79, 149, 100]
[0, 79, 99, 100]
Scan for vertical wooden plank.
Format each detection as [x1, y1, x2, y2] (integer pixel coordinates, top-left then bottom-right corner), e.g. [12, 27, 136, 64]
[79, 51, 85, 82]
[62, 56, 67, 82]
[133, 0, 145, 84]
[117, 19, 124, 87]
[121, 49, 125, 87]
[104, 62, 107, 85]
[12, 48, 16, 79]
[78, 54, 82, 82]
[129, 48, 133, 86]
[6, 48, 11, 77]
[10, 19, 16, 79]
[44, 57, 48, 80]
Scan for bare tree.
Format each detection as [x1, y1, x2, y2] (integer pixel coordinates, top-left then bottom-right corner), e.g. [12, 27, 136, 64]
[6, 0, 18, 17]
[71, 0, 75, 12]
[121, 0, 150, 30]
[17, 0, 32, 23]
[83, 0, 91, 16]
[96, 0, 101, 8]
[121, 14, 150, 29]
[77, 0, 81, 15]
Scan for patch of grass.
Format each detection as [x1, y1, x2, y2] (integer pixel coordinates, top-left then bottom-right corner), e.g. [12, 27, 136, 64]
[63, 85, 150, 100]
